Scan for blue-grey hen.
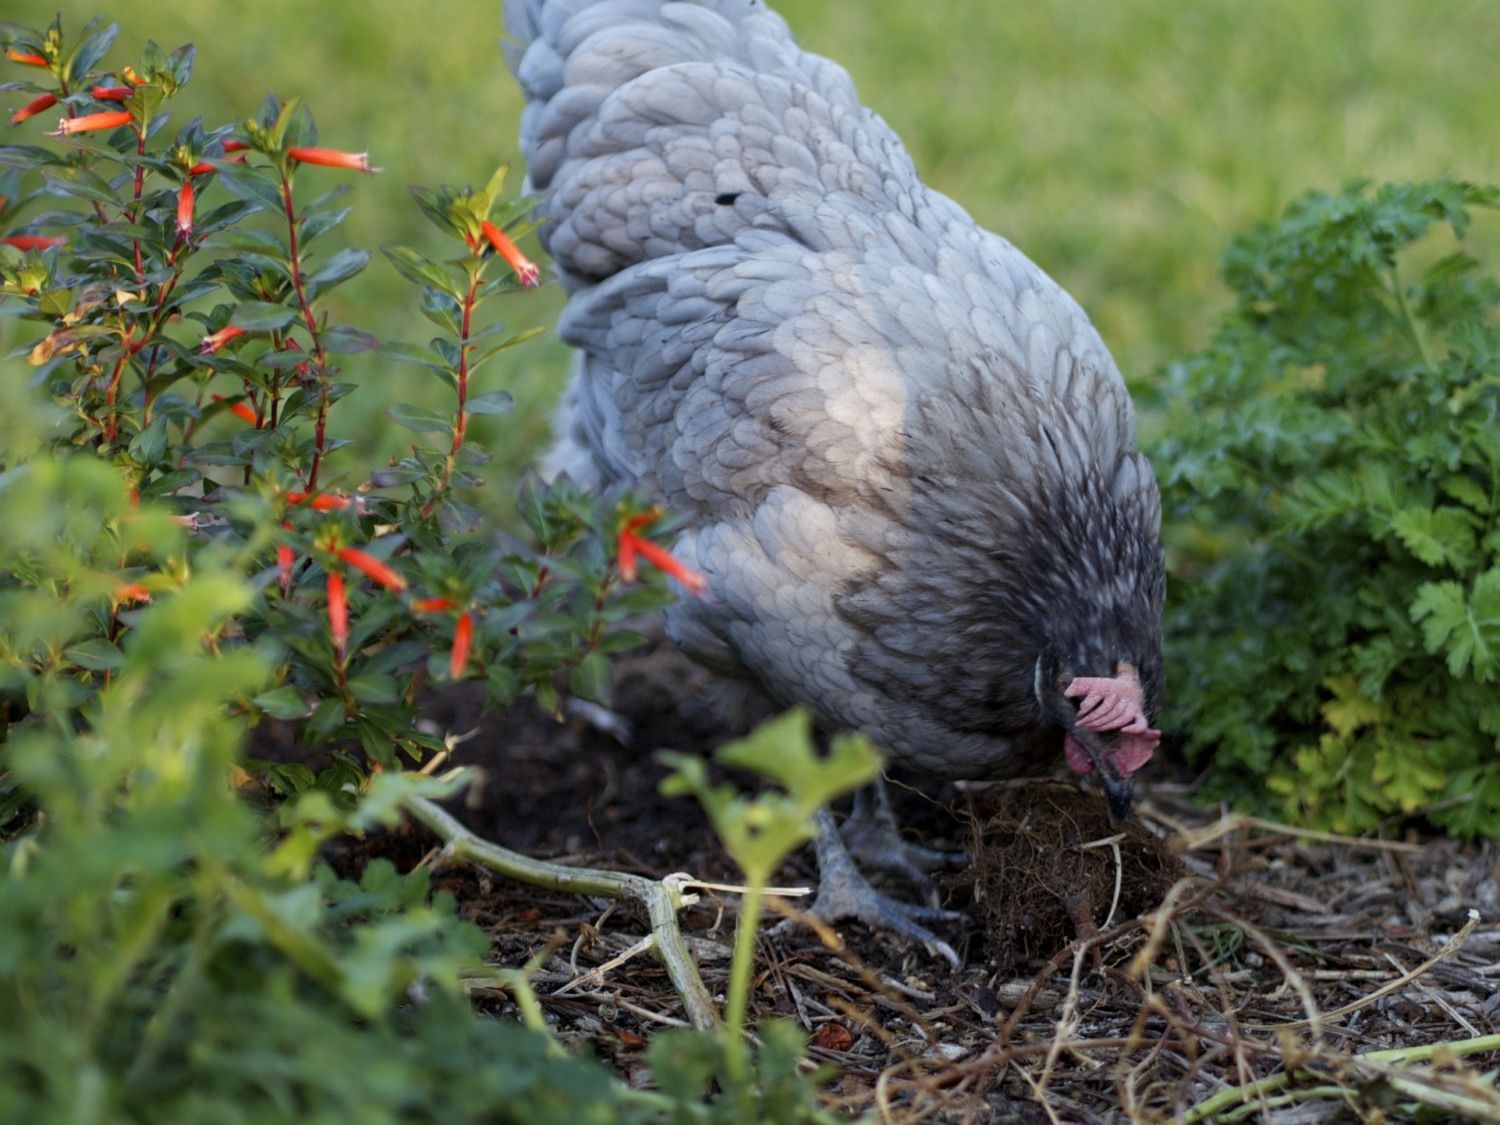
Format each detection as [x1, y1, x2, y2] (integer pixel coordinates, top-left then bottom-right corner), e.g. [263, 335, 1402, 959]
[503, 0, 1165, 959]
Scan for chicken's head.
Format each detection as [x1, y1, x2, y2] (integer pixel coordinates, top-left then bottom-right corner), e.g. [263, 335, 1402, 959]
[1036, 658, 1161, 823]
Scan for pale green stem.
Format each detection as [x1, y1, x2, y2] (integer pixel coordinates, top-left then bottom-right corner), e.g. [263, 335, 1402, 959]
[1185, 1033, 1500, 1122]
[403, 795, 718, 1031]
[1389, 267, 1436, 374]
[721, 879, 764, 1089]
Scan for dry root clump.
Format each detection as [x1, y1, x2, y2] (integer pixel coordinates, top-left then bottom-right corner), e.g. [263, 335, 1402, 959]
[963, 783, 1182, 968]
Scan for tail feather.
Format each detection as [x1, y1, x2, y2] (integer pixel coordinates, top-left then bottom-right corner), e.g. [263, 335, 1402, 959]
[501, 0, 887, 289]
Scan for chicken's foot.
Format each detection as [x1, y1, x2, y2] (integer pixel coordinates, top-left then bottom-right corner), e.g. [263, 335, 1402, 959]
[777, 807, 961, 968]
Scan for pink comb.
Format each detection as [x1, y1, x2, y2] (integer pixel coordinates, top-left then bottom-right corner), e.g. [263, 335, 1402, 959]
[1063, 664, 1160, 777]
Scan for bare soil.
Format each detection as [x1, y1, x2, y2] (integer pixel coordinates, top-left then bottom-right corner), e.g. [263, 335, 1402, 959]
[341, 634, 1500, 1122]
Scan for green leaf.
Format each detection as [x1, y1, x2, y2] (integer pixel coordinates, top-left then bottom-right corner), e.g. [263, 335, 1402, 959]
[386, 403, 451, 434]
[254, 685, 311, 720]
[322, 324, 379, 354]
[348, 673, 399, 705]
[418, 286, 461, 335]
[65, 17, 119, 86]
[299, 205, 352, 247]
[231, 301, 300, 331]
[465, 390, 513, 416]
[305, 248, 371, 299]
[63, 638, 124, 671]
[1411, 573, 1500, 682]
[128, 414, 169, 465]
[216, 165, 284, 212]
[660, 710, 880, 884]
[1389, 506, 1478, 569]
[381, 245, 461, 299]
[568, 651, 611, 704]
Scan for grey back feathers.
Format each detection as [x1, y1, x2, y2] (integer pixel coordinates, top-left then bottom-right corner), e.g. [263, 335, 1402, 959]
[504, 0, 1165, 779]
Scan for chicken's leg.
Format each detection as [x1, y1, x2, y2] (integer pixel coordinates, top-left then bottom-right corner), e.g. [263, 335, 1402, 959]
[839, 779, 968, 906]
[782, 807, 961, 968]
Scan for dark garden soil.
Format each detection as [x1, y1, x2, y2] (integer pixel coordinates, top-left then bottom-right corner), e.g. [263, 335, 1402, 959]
[333, 632, 1500, 1122]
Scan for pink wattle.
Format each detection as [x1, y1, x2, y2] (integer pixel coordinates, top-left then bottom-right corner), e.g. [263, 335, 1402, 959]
[1064, 734, 1093, 775]
[1064, 730, 1160, 777]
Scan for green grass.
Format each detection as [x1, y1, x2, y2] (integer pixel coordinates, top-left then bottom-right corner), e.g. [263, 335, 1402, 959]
[5, 0, 1498, 490]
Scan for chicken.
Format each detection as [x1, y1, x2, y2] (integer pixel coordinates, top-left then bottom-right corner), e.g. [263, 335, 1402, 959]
[503, 0, 1165, 956]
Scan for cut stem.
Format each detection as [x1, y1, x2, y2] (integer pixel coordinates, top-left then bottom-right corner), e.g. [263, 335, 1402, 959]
[402, 793, 718, 1031]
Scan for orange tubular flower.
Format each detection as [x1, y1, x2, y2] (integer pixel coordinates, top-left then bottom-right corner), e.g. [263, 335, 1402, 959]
[480, 220, 540, 288]
[278, 544, 296, 593]
[89, 84, 132, 102]
[176, 180, 195, 238]
[336, 547, 408, 593]
[617, 513, 708, 595]
[286, 490, 351, 512]
[2, 233, 66, 251]
[112, 582, 152, 607]
[327, 570, 348, 657]
[200, 324, 248, 354]
[189, 151, 247, 176]
[52, 109, 133, 135]
[632, 537, 709, 595]
[451, 611, 474, 679]
[5, 48, 48, 67]
[287, 146, 377, 173]
[10, 91, 58, 125]
[412, 596, 456, 614]
[210, 394, 258, 425]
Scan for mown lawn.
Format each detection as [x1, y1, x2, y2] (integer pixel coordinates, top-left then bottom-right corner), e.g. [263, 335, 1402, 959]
[5, 0, 1498, 488]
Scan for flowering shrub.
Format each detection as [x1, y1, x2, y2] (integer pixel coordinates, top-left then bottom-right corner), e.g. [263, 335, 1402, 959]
[1153, 179, 1500, 838]
[0, 16, 844, 1123]
[0, 16, 693, 793]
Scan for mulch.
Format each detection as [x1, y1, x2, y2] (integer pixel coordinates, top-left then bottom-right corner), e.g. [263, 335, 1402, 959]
[340, 634, 1500, 1123]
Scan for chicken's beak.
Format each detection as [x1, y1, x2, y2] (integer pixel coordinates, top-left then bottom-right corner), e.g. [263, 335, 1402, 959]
[1100, 772, 1134, 825]
[1071, 726, 1134, 824]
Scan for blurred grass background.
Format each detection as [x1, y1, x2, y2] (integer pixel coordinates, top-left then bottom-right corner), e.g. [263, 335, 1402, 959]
[4, 0, 1498, 496]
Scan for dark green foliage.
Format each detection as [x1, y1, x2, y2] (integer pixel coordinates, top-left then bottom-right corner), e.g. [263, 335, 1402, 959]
[1153, 179, 1500, 837]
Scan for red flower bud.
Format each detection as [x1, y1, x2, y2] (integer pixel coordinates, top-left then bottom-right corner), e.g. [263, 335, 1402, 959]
[2, 233, 66, 251]
[412, 596, 457, 613]
[176, 180, 195, 238]
[52, 109, 133, 136]
[287, 146, 377, 173]
[5, 48, 48, 67]
[336, 547, 407, 593]
[327, 570, 348, 657]
[451, 611, 473, 679]
[89, 84, 132, 102]
[480, 220, 541, 288]
[200, 324, 248, 354]
[9, 91, 58, 125]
